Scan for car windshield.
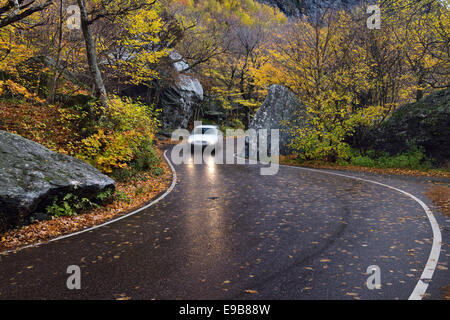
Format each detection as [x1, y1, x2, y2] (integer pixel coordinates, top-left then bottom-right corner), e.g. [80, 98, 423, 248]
[193, 127, 216, 135]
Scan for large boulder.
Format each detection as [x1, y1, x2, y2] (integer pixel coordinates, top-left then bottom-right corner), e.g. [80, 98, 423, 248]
[0, 131, 115, 228]
[365, 88, 450, 165]
[243, 84, 307, 157]
[160, 51, 204, 131]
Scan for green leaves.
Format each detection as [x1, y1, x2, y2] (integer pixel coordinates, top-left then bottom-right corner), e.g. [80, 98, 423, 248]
[46, 193, 100, 218]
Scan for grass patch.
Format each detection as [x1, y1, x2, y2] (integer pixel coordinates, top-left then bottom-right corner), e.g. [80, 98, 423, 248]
[350, 147, 432, 170]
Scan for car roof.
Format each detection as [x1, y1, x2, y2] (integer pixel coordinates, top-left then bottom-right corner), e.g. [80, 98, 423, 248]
[194, 125, 217, 129]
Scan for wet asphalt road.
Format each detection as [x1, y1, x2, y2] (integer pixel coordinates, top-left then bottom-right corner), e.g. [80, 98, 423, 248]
[0, 145, 448, 300]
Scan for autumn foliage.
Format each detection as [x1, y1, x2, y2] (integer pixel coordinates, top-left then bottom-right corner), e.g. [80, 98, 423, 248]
[0, 0, 448, 165]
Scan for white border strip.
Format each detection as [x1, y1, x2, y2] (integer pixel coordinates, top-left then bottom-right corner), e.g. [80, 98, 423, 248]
[278, 164, 442, 300]
[0, 150, 177, 255]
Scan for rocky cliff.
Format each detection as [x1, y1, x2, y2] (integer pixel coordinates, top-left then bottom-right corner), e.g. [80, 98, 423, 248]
[257, 0, 366, 17]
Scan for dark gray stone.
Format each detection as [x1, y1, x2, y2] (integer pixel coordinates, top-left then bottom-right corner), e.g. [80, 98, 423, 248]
[0, 131, 115, 229]
[364, 87, 450, 165]
[244, 84, 307, 157]
[160, 51, 204, 131]
[256, 0, 366, 17]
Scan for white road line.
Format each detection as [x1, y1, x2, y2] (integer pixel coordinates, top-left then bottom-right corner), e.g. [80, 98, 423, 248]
[277, 164, 442, 300]
[0, 150, 177, 255]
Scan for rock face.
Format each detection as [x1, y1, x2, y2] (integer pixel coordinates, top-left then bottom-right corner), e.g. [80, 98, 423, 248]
[366, 88, 450, 165]
[244, 84, 307, 157]
[257, 0, 365, 17]
[160, 51, 204, 131]
[0, 131, 115, 228]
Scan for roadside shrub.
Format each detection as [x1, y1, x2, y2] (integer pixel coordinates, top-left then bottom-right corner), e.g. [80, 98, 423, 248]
[96, 189, 115, 204]
[46, 193, 99, 218]
[76, 96, 161, 174]
[152, 167, 163, 176]
[351, 155, 376, 167]
[350, 145, 432, 170]
[376, 146, 431, 170]
[132, 139, 160, 172]
[77, 129, 134, 173]
[114, 191, 132, 204]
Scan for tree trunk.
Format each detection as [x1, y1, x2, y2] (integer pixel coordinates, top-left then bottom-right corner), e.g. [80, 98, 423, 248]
[77, 0, 108, 108]
[416, 76, 424, 101]
[48, 0, 64, 104]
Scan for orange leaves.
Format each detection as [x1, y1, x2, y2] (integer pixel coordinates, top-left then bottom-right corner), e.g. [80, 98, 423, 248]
[0, 80, 44, 104]
[426, 186, 450, 218]
[243, 289, 258, 294]
[0, 100, 76, 153]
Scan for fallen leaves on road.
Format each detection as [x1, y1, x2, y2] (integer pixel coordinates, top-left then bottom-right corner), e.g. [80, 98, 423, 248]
[444, 284, 450, 300]
[426, 186, 450, 217]
[114, 293, 132, 300]
[279, 156, 450, 179]
[0, 149, 172, 252]
[244, 290, 258, 294]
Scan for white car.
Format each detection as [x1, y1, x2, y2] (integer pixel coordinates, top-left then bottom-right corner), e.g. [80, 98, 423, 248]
[188, 125, 220, 150]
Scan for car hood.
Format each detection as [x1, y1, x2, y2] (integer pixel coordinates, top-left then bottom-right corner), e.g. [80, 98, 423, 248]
[189, 134, 218, 142]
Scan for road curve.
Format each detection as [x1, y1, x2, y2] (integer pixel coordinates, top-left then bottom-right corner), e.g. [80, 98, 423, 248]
[0, 147, 447, 300]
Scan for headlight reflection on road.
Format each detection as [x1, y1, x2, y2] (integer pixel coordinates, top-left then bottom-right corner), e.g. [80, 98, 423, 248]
[185, 153, 216, 178]
[206, 156, 215, 176]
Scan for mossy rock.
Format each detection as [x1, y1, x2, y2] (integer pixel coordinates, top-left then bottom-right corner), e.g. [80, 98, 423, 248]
[368, 88, 450, 165]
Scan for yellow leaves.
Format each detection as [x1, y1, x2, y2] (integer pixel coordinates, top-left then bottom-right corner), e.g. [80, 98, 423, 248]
[345, 292, 359, 297]
[108, 2, 167, 85]
[115, 293, 131, 300]
[0, 80, 44, 104]
[0, 26, 35, 74]
[75, 96, 160, 174]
